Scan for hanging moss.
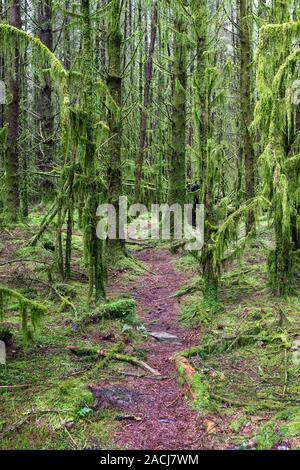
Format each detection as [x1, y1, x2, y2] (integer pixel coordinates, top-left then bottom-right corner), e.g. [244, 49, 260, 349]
[0, 286, 47, 344]
[255, 19, 300, 294]
[0, 17, 107, 301]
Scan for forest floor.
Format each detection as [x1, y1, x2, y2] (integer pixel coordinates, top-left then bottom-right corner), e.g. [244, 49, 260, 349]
[0, 212, 300, 449]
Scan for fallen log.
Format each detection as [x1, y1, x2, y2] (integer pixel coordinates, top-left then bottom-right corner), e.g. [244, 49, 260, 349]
[175, 355, 197, 399]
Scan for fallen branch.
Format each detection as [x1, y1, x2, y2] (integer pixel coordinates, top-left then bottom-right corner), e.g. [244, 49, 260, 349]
[27, 203, 58, 247]
[175, 351, 293, 411]
[0, 259, 51, 267]
[125, 239, 154, 248]
[37, 280, 77, 315]
[0, 383, 37, 390]
[66, 345, 161, 376]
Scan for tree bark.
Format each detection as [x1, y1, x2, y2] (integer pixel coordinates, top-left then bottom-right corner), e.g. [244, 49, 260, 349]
[36, 0, 54, 197]
[168, 10, 187, 213]
[134, 1, 158, 203]
[239, 0, 255, 234]
[5, 0, 21, 221]
[107, 0, 125, 254]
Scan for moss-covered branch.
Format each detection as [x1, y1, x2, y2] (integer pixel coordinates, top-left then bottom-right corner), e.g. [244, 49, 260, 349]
[0, 286, 47, 343]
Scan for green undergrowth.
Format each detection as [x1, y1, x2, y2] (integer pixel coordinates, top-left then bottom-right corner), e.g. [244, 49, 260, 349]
[177, 228, 300, 449]
[0, 306, 139, 449]
[180, 294, 210, 326]
[113, 254, 146, 276]
[0, 220, 148, 449]
[174, 252, 199, 272]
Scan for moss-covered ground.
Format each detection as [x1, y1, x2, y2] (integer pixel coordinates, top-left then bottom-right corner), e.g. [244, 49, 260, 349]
[1, 212, 299, 449]
[176, 222, 300, 449]
[0, 209, 147, 450]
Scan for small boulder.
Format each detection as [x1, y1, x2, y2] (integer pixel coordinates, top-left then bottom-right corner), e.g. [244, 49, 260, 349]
[148, 331, 179, 342]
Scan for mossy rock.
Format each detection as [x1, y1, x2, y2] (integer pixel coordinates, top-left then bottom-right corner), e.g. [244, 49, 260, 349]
[99, 299, 137, 324]
[82, 298, 137, 326]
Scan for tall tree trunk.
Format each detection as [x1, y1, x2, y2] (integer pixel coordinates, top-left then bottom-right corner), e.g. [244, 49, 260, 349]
[168, 9, 187, 215]
[134, 1, 158, 203]
[107, 0, 124, 254]
[5, 0, 21, 222]
[36, 0, 54, 197]
[63, 0, 71, 70]
[81, 0, 105, 300]
[239, 0, 255, 234]
[192, 0, 218, 303]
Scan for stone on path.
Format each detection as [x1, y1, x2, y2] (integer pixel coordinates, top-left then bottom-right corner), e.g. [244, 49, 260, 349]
[148, 331, 179, 342]
[291, 340, 300, 366]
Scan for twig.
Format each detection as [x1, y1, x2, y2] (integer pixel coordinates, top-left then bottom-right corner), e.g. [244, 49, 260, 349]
[0, 383, 38, 390]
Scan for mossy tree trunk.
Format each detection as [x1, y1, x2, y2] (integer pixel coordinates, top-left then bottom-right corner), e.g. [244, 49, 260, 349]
[5, 0, 21, 222]
[63, 0, 73, 280]
[20, 0, 29, 218]
[239, 0, 255, 234]
[269, 1, 293, 295]
[134, 1, 158, 203]
[168, 8, 187, 222]
[63, 0, 71, 70]
[256, 16, 297, 296]
[81, 0, 105, 301]
[107, 0, 125, 255]
[191, 1, 219, 304]
[36, 0, 54, 197]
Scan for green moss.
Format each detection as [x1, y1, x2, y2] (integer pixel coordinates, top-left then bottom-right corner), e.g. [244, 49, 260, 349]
[180, 294, 211, 327]
[191, 372, 215, 414]
[114, 255, 146, 275]
[95, 298, 137, 324]
[35, 378, 93, 425]
[255, 20, 300, 295]
[174, 253, 199, 272]
[0, 286, 47, 344]
[230, 415, 247, 433]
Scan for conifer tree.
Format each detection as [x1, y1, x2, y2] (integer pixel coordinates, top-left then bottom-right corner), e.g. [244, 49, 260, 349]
[106, 0, 125, 254]
[168, 3, 187, 216]
[239, 0, 255, 234]
[134, 1, 158, 203]
[36, 0, 54, 196]
[5, 0, 21, 221]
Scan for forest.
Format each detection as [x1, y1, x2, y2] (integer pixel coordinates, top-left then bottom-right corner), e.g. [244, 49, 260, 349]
[0, 0, 300, 453]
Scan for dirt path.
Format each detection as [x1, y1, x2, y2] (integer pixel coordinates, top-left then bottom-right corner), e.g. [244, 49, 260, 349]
[111, 249, 206, 450]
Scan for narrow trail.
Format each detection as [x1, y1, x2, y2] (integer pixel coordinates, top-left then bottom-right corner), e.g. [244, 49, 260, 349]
[110, 249, 206, 450]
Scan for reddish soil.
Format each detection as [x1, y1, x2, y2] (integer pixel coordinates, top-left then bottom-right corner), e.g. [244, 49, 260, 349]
[109, 249, 207, 450]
